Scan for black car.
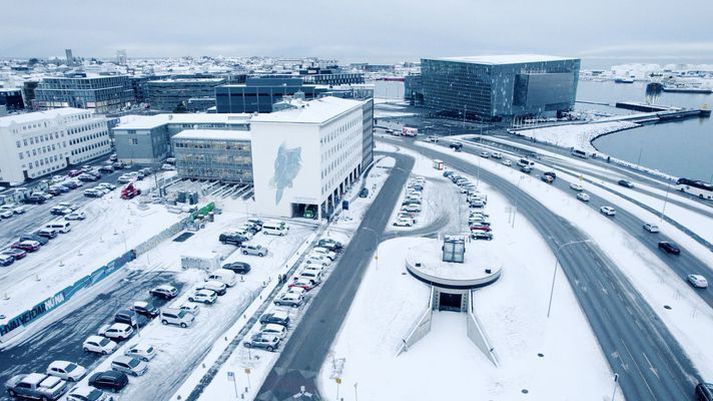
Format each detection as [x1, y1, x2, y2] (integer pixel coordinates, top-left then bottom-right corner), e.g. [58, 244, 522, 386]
[359, 188, 369, 198]
[449, 142, 463, 151]
[318, 239, 343, 252]
[20, 233, 49, 245]
[219, 233, 248, 246]
[658, 241, 681, 255]
[130, 302, 159, 318]
[618, 179, 634, 188]
[114, 310, 148, 327]
[24, 195, 45, 204]
[259, 311, 290, 326]
[88, 370, 129, 393]
[543, 171, 557, 180]
[47, 187, 63, 196]
[222, 261, 251, 274]
[64, 181, 80, 189]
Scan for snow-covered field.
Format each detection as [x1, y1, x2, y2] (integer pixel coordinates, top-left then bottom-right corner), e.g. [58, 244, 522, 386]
[417, 141, 713, 381]
[513, 121, 640, 153]
[317, 174, 618, 400]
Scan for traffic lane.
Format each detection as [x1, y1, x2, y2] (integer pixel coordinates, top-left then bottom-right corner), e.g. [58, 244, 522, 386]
[257, 152, 415, 400]
[0, 270, 180, 401]
[390, 138, 700, 401]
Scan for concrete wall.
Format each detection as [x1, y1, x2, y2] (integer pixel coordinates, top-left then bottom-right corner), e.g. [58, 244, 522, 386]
[397, 286, 434, 355]
[466, 291, 499, 366]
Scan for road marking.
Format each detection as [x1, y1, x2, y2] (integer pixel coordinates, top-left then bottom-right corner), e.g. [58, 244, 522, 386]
[642, 352, 660, 379]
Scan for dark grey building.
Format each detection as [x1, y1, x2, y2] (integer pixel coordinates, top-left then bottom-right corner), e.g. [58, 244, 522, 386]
[361, 98, 374, 168]
[0, 89, 24, 111]
[404, 74, 423, 105]
[215, 77, 322, 113]
[34, 75, 134, 113]
[147, 78, 226, 112]
[420, 55, 580, 122]
[171, 130, 252, 182]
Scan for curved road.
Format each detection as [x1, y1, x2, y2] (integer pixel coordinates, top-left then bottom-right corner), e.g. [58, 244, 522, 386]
[387, 137, 701, 401]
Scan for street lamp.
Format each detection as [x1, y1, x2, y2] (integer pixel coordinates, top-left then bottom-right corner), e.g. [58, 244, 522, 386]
[547, 239, 593, 318]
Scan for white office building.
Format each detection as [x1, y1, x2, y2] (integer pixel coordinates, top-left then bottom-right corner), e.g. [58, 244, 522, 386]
[0, 108, 110, 184]
[251, 96, 367, 218]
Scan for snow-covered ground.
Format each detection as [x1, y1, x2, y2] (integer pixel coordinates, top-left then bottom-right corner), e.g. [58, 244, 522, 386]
[317, 175, 618, 400]
[513, 121, 640, 153]
[416, 141, 713, 381]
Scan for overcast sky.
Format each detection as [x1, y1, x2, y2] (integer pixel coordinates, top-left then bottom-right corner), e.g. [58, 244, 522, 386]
[3, 0, 712, 64]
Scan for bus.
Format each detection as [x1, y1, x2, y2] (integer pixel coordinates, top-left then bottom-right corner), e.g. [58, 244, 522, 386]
[676, 178, 713, 200]
[402, 127, 418, 137]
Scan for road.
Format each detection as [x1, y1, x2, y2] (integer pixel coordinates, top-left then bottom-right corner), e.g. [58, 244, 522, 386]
[256, 152, 415, 401]
[388, 137, 701, 401]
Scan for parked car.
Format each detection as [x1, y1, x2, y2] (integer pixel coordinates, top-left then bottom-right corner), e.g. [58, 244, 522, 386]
[124, 343, 157, 362]
[311, 247, 337, 260]
[206, 269, 237, 287]
[687, 274, 709, 289]
[12, 240, 41, 252]
[98, 323, 133, 340]
[46, 361, 87, 382]
[114, 310, 142, 327]
[88, 371, 128, 393]
[274, 291, 304, 307]
[159, 308, 195, 328]
[260, 323, 288, 339]
[66, 385, 114, 401]
[658, 241, 681, 255]
[20, 233, 48, 245]
[288, 277, 318, 292]
[643, 223, 660, 233]
[65, 211, 87, 221]
[5, 373, 68, 400]
[359, 187, 369, 198]
[83, 335, 118, 355]
[241, 244, 268, 257]
[259, 311, 290, 327]
[174, 302, 200, 316]
[129, 301, 159, 318]
[576, 192, 590, 202]
[189, 288, 218, 304]
[618, 179, 634, 188]
[222, 261, 251, 274]
[111, 356, 147, 377]
[149, 284, 178, 299]
[0, 253, 14, 267]
[317, 238, 343, 252]
[3, 247, 27, 260]
[35, 228, 58, 239]
[471, 229, 494, 240]
[24, 195, 46, 204]
[243, 333, 280, 352]
[219, 232, 248, 246]
[196, 279, 227, 295]
[393, 217, 414, 227]
[99, 165, 115, 173]
[83, 189, 103, 198]
[599, 206, 616, 216]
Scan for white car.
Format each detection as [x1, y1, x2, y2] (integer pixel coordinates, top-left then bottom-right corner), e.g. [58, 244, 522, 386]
[260, 323, 288, 339]
[401, 204, 421, 213]
[46, 360, 87, 381]
[0, 209, 13, 219]
[306, 254, 332, 266]
[111, 355, 148, 376]
[576, 192, 590, 202]
[66, 385, 114, 401]
[491, 152, 503, 159]
[174, 302, 200, 316]
[188, 289, 217, 304]
[65, 211, 87, 221]
[687, 274, 709, 288]
[83, 335, 118, 355]
[197, 280, 227, 295]
[393, 217, 414, 227]
[569, 183, 584, 191]
[501, 159, 512, 167]
[600, 206, 616, 216]
[161, 163, 176, 171]
[98, 323, 134, 340]
[274, 291, 304, 307]
[311, 247, 337, 260]
[13, 206, 26, 214]
[643, 223, 660, 233]
[124, 342, 157, 361]
[479, 151, 490, 158]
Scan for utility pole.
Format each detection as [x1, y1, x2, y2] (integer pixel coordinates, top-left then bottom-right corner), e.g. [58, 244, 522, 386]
[611, 373, 619, 401]
[660, 182, 671, 223]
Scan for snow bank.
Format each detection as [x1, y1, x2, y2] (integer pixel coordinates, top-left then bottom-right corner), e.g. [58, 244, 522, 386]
[513, 121, 640, 153]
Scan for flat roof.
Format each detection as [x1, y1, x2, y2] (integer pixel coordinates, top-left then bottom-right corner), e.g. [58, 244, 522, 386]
[251, 96, 363, 124]
[0, 108, 94, 127]
[428, 54, 578, 65]
[173, 129, 251, 141]
[148, 78, 225, 83]
[115, 113, 251, 130]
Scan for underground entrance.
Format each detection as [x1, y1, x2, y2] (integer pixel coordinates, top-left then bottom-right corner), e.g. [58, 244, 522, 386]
[438, 292, 463, 312]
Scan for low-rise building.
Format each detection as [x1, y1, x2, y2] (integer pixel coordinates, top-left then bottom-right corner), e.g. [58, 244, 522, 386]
[147, 78, 226, 112]
[0, 108, 110, 184]
[171, 130, 252, 183]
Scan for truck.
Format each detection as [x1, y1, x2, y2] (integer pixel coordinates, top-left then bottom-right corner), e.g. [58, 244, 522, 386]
[401, 127, 418, 137]
[5, 373, 68, 400]
[120, 182, 141, 200]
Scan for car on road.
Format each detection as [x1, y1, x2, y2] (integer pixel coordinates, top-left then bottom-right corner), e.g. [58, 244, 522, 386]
[260, 311, 290, 327]
[65, 211, 87, 221]
[491, 152, 503, 159]
[569, 182, 584, 191]
[197, 280, 227, 295]
[149, 284, 178, 299]
[241, 244, 268, 257]
[12, 240, 41, 252]
[618, 179, 634, 188]
[88, 371, 128, 393]
[243, 333, 280, 352]
[0, 209, 13, 219]
[658, 241, 681, 255]
[599, 206, 616, 216]
[124, 343, 157, 362]
[520, 165, 532, 174]
[687, 274, 709, 289]
[66, 385, 114, 401]
[576, 192, 591, 202]
[98, 323, 133, 340]
[426, 135, 439, 142]
[449, 142, 463, 151]
[643, 223, 660, 233]
[46, 361, 87, 382]
[129, 301, 159, 318]
[501, 159, 512, 167]
[222, 261, 251, 274]
[479, 151, 490, 158]
[83, 335, 118, 355]
[159, 308, 195, 328]
[111, 356, 147, 377]
[274, 291, 304, 308]
[5, 373, 68, 400]
[188, 288, 218, 304]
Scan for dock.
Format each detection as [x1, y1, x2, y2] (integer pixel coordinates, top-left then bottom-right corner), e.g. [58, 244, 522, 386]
[615, 102, 678, 112]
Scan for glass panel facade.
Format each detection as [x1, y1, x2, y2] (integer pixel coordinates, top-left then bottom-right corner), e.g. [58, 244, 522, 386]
[172, 137, 252, 183]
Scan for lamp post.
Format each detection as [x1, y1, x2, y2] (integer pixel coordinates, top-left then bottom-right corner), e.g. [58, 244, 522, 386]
[547, 239, 593, 318]
[660, 181, 671, 223]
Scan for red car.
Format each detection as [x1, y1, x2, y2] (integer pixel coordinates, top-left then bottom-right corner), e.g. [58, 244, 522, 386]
[68, 169, 81, 177]
[11, 240, 41, 252]
[469, 224, 492, 232]
[288, 278, 317, 292]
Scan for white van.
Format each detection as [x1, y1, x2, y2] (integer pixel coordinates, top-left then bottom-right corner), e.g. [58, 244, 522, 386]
[263, 222, 288, 236]
[46, 220, 71, 233]
[207, 269, 237, 287]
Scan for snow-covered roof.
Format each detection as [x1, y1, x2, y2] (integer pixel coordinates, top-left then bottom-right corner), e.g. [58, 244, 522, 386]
[251, 96, 362, 124]
[115, 113, 251, 130]
[172, 129, 251, 142]
[0, 108, 93, 127]
[430, 54, 577, 65]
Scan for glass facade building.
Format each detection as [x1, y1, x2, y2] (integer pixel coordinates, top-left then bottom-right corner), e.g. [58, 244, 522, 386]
[215, 77, 323, 113]
[420, 55, 580, 122]
[147, 78, 226, 112]
[34, 75, 135, 113]
[171, 130, 252, 183]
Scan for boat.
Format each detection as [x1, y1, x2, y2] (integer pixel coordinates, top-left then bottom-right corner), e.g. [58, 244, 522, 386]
[662, 86, 712, 94]
[614, 78, 635, 84]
